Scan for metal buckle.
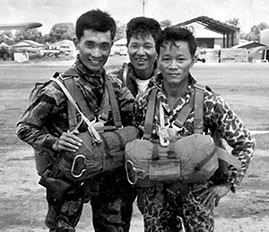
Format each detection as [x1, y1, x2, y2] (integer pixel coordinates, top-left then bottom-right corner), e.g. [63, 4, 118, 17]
[71, 154, 87, 178]
[125, 160, 146, 185]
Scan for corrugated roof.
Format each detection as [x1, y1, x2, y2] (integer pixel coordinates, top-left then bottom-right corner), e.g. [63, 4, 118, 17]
[173, 16, 239, 34]
[233, 41, 268, 49]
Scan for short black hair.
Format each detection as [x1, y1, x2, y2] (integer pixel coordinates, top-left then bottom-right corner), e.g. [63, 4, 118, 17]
[156, 27, 197, 57]
[126, 17, 161, 48]
[76, 9, 116, 41]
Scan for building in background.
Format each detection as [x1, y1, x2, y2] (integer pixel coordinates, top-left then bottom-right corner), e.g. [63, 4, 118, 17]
[12, 40, 45, 62]
[173, 16, 239, 49]
[260, 29, 269, 61]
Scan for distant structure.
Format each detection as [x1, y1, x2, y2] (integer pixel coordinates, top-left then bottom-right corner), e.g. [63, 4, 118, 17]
[260, 29, 269, 47]
[173, 16, 239, 48]
[139, 0, 148, 16]
[0, 22, 42, 31]
[260, 29, 269, 61]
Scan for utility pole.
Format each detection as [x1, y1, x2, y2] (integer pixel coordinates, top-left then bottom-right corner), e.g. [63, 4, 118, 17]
[139, 0, 148, 16]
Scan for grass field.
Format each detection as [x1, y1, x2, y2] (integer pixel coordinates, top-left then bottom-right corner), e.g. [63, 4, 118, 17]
[0, 59, 269, 231]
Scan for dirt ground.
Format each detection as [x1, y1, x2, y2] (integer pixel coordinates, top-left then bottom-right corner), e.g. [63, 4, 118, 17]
[0, 60, 269, 232]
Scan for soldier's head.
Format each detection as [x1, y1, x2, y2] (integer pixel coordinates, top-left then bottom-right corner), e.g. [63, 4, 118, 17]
[126, 17, 162, 77]
[75, 9, 116, 71]
[76, 9, 116, 41]
[126, 17, 161, 48]
[157, 27, 198, 86]
[156, 27, 197, 57]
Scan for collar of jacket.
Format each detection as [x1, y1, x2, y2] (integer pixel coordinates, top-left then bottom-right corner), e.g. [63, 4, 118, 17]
[149, 73, 197, 90]
[74, 55, 106, 86]
[127, 61, 158, 81]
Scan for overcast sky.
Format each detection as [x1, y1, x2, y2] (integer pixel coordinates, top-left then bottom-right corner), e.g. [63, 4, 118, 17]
[1, 0, 269, 34]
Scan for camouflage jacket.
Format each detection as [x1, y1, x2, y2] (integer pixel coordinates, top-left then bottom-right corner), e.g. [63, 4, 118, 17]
[133, 73, 255, 185]
[16, 64, 134, 152]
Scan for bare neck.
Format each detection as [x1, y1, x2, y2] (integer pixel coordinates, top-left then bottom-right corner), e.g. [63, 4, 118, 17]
[134, 65, 155, 80]
[163, 78, 188, 109]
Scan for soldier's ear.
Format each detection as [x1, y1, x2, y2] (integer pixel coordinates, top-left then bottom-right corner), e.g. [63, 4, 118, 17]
[73, 38, 79, 49]
[193, 54, 198, 65]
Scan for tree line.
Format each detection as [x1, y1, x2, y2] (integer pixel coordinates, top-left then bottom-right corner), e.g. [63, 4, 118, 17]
[1, 19, 269, 47]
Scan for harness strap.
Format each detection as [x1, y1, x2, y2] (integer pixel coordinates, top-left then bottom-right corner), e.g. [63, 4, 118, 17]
[174, 91, 195, 128]
[193, 84, 205, 134]
[64, 78, 94, 130]
[65, 79, 79, 130]
[143, 88, 158, 140]
[143, 84, 205, 138]
[60, 68, 94, 130]
[106, 78, 122, 128]
[58, 68, 123, 131]
[122, 63, 128, 86]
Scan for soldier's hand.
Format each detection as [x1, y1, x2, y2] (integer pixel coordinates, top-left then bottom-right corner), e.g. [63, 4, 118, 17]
[197, 183, 232, 208]
[52, 131, 82, 152]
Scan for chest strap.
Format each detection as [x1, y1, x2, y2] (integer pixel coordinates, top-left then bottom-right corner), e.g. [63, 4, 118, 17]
[143, 84, 205, 139]
[143, 88, 158, 140]
[64, 78, 94, 131]
[59, 69, 122, 131]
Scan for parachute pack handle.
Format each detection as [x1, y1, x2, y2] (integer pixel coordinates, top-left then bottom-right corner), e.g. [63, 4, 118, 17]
[151, 142, 176, 161]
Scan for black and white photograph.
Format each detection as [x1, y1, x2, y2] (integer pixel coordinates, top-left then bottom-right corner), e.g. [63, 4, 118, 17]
[0, 0, 268, 231]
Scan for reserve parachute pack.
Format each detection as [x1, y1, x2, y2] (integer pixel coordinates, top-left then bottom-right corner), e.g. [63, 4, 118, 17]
[30, 68, 138, 181]
[125, 86, 241, 186]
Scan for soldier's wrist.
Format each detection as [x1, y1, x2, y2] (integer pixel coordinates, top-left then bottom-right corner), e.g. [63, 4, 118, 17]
[52, 139, 60, 151]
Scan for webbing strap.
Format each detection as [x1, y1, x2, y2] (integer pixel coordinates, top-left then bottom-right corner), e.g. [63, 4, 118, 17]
[193, 84, 205, 134]
[174, 91, 195, 128]
[143, 88, 158, 140]
[60, 69, 122, 130]
[106, 79, 122, 128]
[64, 78, 94, 130]
[143, 84, 205, 138]
[65, 79, 79, 130]
[122, 63, 128, 86]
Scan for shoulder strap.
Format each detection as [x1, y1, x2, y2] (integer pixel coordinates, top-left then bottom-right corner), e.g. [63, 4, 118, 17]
[122, 63, 128, 86]
[65, 78, 79, 130]
[193, 83, 205, 134]
[50, 76, 102, 142]
[174, 91, 195, 128]
[174, 83, 205, 134]
[58, 67, 95, 130]
[143, 88, 158, 140]
[58, 68, 123, 130]
[105, 78, 122, 128]
[64, 78, 94, 130]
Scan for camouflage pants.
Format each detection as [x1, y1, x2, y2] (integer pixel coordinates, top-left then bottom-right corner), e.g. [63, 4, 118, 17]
[141, 183, 215, 232]
[88, 168, 136, 232]
[45, 167, 136, 232]
[45, 184, 84, 232]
